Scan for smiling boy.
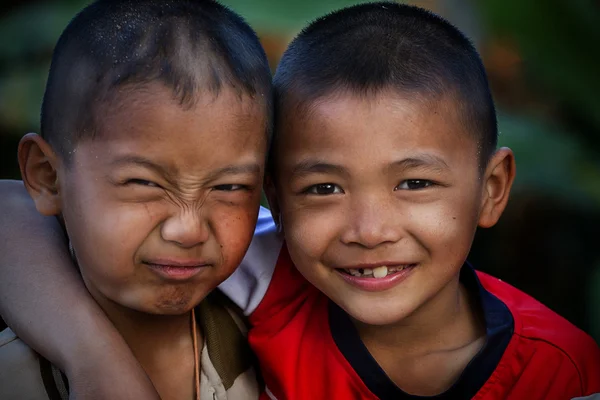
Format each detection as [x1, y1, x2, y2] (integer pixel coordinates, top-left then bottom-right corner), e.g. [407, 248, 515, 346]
[232, 4, 600, 398]
[0, 2, 599, 400]
[0, 0, 272, 399]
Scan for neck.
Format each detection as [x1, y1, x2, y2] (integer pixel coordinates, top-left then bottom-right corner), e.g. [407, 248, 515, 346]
[93, 295, 200, 400]
[95, 295, 195, 372]
[77, 272, 200, 399]
[99, 298, 193, 360]
[355, 275, 484, 356]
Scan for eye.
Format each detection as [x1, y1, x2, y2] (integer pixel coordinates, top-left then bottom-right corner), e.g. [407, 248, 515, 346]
[395, 179, 434, 190]
[125, 178, 160, 188]
[304, 183, 344, 195]
[213, 184, 248, 191]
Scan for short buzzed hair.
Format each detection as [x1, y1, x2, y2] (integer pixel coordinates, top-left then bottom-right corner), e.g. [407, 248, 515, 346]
[41, 0, 272, 160]
[273, 2, 497, 167]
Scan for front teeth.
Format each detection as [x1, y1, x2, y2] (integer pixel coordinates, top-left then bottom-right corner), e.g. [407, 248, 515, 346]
[372, 266, 388, 278]
[345, 265, 407, 278]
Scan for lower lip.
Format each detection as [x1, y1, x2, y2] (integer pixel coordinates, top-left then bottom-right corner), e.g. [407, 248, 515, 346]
[336, 265, 416, 292]
[145, 263, 207, 281]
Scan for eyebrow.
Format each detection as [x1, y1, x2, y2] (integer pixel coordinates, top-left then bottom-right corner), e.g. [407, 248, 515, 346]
[289, 154, 450, 179]
[290, 160, 350, 178]
[110, 155, 261, 180]
[110, 155, 174, 177]
[390, 154, 450, 173]
[205, 163, 262, 181]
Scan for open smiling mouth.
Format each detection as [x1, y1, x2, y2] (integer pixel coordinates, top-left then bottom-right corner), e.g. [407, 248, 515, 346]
[340, 264, 417, 278]
[336, 264, 417, 292]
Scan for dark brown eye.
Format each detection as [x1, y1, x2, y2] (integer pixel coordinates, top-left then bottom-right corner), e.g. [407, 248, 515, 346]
[214, 184, 246, 191]
[306, 183, 343, 195]
[395, 179, 433, 190]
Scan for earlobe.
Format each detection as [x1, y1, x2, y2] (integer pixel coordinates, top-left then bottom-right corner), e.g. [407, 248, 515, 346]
[478, 147, 516, 228]
[18, 133, 63, 216]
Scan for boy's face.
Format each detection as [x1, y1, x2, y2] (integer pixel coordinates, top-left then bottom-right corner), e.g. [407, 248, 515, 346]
[58, 84, 266, 315]
[270, 90, 513, 326]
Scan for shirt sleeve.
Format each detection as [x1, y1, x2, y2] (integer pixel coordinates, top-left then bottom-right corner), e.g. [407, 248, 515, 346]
[218, 206, 283, 316]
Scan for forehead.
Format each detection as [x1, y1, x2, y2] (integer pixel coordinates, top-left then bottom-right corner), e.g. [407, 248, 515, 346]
[99, 83, 266, 136]
[278, 90, 478, 166]
[74, 83, 268, 171]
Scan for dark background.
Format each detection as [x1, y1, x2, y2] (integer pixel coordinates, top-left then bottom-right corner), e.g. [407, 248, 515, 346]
[0, 0, 599, 341]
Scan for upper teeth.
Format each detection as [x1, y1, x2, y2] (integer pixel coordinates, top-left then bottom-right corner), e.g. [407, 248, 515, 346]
[345, 265, 407, 278]
[373, 266, 388, 278]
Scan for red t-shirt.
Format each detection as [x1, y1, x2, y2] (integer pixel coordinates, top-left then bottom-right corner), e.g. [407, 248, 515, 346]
[220, 208, 600, 399]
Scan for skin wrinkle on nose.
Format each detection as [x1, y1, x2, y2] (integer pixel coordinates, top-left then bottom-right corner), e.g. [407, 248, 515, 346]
[164, 183, 211, 212]
[158, 184, 215, 248]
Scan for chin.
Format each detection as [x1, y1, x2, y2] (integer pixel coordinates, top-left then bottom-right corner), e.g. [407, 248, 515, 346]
[155, 297, 201, 315]
[350, 310, 410, 326]
[340, 299, 416, 327]
[118, 293, 200, 316]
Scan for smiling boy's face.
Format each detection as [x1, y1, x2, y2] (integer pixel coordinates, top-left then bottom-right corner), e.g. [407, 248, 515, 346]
[270, 89, 514, 326]
[56, 84, 267, 315]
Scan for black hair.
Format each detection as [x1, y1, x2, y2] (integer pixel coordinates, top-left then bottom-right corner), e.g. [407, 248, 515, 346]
[273, 2, 497, 168]
[41, 0, 272, 160]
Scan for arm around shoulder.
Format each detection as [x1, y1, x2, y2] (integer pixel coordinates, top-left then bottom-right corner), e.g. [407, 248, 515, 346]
[0, 180, 159, 399]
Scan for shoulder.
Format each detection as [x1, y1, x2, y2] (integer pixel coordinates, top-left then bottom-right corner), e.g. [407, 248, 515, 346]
[0, 328, 55, 399]
[477, 271, 600, 394]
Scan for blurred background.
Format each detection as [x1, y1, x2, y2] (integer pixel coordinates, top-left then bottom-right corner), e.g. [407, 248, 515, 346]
[0, 0, 599, 341]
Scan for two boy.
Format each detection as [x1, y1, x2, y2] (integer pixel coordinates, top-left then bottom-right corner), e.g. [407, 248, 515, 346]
[1, 1, 599, 399]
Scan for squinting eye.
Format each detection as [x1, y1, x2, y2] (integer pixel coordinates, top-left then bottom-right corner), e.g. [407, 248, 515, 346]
[126, 179, 160, 188]
[305, 183, 344, 195]
[214, 184, 247, 191]
[395, 179, 433, 190]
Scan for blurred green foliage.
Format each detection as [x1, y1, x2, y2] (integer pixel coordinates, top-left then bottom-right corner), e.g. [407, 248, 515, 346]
[480, 0, 600, 148]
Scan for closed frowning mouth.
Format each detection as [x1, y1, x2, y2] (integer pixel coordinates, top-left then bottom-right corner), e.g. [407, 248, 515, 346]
[143, 258, 211, 268]
[143, 259, 212, 281]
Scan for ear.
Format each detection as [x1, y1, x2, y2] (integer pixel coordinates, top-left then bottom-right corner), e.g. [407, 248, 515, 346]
[478, 147, 516, 228]
[18, 132, 63, 216]
[263, 173, 282, 232]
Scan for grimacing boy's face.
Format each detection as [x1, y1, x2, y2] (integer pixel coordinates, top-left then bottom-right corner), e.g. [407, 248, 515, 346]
[271, 90, 509, 326]
[58, 84, 267, 315]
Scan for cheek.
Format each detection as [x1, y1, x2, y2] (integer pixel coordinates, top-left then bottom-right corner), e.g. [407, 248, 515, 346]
[211, 203, 259, 272]
[408, 193, 480, 259]
[62, 186, 161, 278]
[282, 204, 342, 274]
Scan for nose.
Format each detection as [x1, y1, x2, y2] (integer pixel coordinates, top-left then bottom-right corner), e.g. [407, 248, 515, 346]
[340, 194, 403, 249]
[161, 208, 210, 248]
